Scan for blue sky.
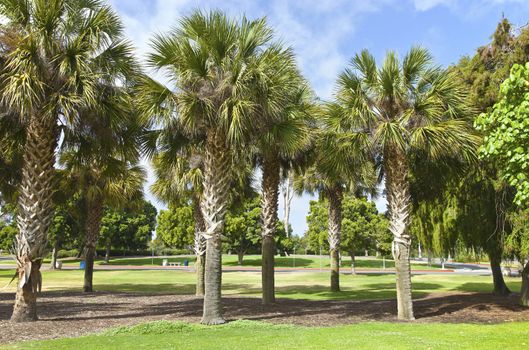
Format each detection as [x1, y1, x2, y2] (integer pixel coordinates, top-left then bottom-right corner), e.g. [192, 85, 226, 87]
[108, 0, 529, 236]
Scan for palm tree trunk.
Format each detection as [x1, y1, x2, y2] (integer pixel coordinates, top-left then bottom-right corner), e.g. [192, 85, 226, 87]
[201, 131, 231, 325]
[11, 117, 57, 322]
[521, 261, 529, 306]
[104, 240, 111, 263]
[489, 251, 511, 296]
[283, 171, 293, 237]
[385, 147, 414, 321]
[83, 199, 103, 293]
[50, 238, 59, 270]
[327, 186, 343, 292]
[193, 198, 206, 296]
[261, 153, 280, 305]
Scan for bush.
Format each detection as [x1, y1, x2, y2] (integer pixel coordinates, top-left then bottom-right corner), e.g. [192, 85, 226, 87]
[56, 249, 79, 259]
[157, 248, 192, 256]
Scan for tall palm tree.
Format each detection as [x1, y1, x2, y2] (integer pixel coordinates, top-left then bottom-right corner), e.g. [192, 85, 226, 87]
[256, 82, 314, 305]
[60, 102, 145, 292]
[294, 104, 374, 292]
[151, 127, 257, 296]
[0, 0, 134, 322]
[138, 10, 290, 324]
[151, 130, 207, 296]
[336, 47, 478, 320]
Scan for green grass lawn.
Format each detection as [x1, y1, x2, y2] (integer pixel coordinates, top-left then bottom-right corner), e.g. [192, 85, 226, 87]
[0, 267, 525, 349]
[0, 268, 521, 300]
[1, 254, 442, 269]
[3, 319, 528, 350]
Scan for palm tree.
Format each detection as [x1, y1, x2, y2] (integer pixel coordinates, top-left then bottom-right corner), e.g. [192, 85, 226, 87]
[151, 128, 257, 296]
[0, 0, 134, 322]
[138, 10, 290, 324]
[294, 104, 374, 292]
[336, 47, 478, 320]
[151, 131, 207, 296]
[256, 82, 314, 305]
[60, 104, 145, 292]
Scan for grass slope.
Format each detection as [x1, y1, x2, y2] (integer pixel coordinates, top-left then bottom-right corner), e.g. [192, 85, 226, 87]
[3, 320, 528, 350]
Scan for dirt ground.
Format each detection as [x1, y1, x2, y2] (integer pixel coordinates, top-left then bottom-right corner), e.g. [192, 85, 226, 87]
[1, 291, 529, 344]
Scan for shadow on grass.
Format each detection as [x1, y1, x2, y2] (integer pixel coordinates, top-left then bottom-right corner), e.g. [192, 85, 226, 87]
[452, 281, 522, 293]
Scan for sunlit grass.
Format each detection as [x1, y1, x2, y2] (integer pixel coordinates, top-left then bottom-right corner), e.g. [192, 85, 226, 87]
[3, 319, 529, 350]
[0, 268, 520, 301]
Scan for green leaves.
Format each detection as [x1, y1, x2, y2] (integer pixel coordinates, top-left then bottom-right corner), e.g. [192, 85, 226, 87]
[476, 63, 529, 206]
[337, 46, 477, 165]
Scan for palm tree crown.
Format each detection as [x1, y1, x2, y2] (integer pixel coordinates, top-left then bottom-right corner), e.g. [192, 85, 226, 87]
[336, 46, 478, 320]
[0, 0, 136, 322]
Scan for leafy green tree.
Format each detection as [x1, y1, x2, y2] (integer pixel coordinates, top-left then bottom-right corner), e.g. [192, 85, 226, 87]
[337, 47, 478, 319]
[156, 205, 195, 249]
[140, 10, 291, 324]
[224, 195, 262, 265]
[100, 200, 157, 255]
[476, 63, 529, 206]
[305, 199, 328, 253]
[452, 18, 529, 112]
[450, 18, 529, 297]
[0, 0, 135, 321]
[305, 196, 389, 262]
[47, 203, 80, 269]
[0, 222, 17, 252]
[505, 208, 529, 305]
[341, 197, 391, 260]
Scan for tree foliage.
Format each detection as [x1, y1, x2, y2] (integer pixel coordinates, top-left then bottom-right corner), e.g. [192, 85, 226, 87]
[305, 195, 390, 255]
[156, 205, 195, 249]
[476, 63, 529, 206]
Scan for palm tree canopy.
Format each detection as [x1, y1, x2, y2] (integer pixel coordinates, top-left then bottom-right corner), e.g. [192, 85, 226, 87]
[294, 103, 376, 197]
[256, 79, 316, 162]
[0, 0, 136, 123]
[336, 46, 479, 161]
[59, 86, 146, 207]
[139, 10, 297, 147]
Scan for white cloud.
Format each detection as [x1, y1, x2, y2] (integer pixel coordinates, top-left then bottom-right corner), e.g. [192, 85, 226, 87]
[412, 0, 454, 11]
[412, 0, 529, 14]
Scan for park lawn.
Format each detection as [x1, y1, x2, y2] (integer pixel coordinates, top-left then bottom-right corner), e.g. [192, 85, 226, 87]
[81, 255, 439, 270]
[0, 269, 521, 301]
[3, 320, 529, 350]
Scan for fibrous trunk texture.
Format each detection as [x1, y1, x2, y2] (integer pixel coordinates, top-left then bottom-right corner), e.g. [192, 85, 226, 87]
[327, 186, 343, 292]
[193, 198, 206, 296]
[201, 131, 231, 325]
[489, 252, 511, 296]
[237, 250, 245, 266]
[11, 117, 57, 322]
[261, 154, 280, 305]
[83, 198, 103, 293]
[283, 171, 293, 237]
[521, 261, 529, 306]
[385, 147, 414, 321]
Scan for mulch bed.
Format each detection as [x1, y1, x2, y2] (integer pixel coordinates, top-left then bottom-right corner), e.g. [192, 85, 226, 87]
[1, 291, 529, 344]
